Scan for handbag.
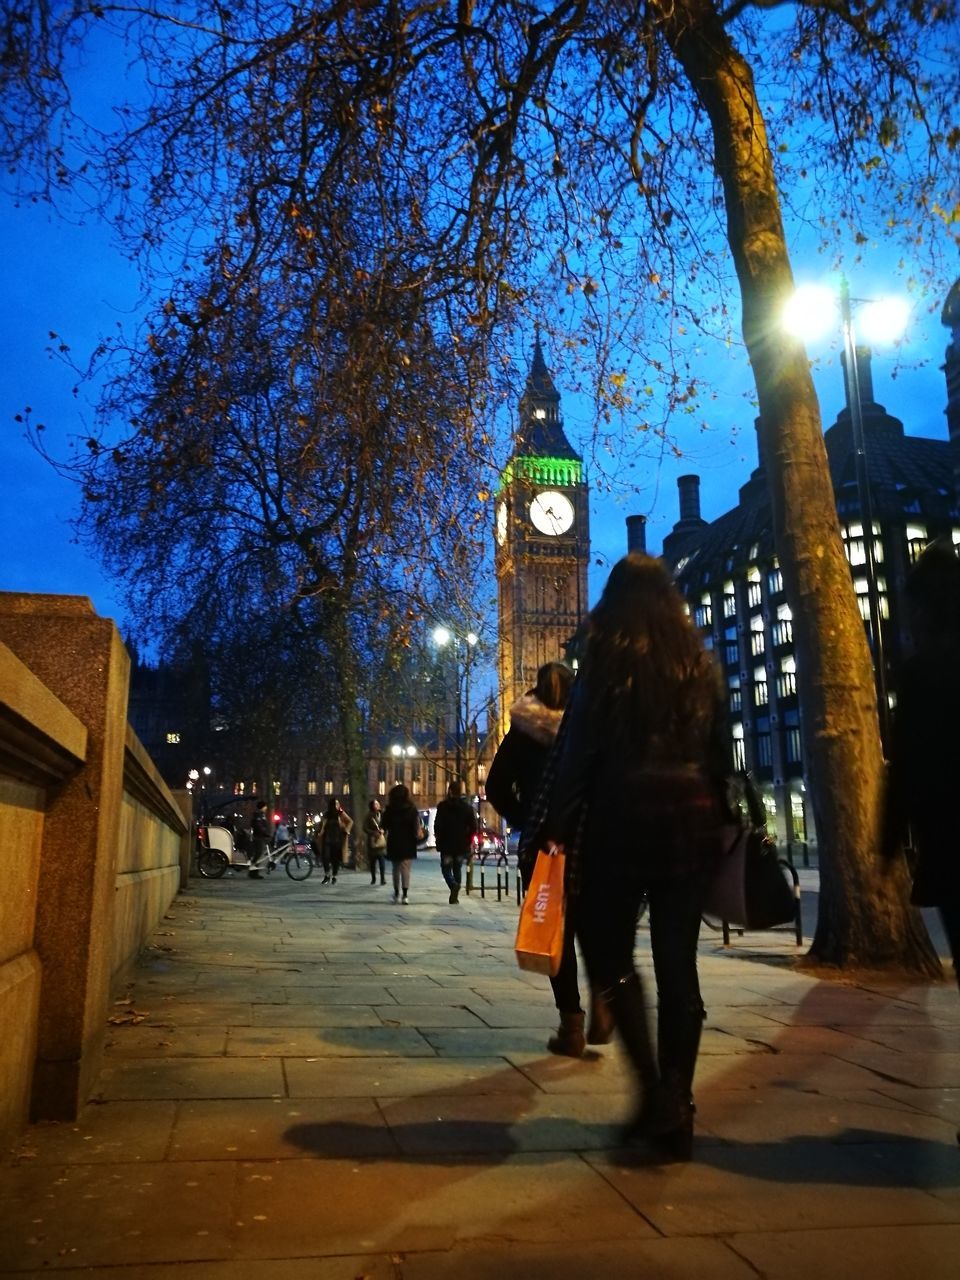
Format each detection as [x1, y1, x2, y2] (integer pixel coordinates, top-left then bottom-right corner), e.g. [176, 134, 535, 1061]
[703, 774, 795, 930]
[515, 846, 566, 975]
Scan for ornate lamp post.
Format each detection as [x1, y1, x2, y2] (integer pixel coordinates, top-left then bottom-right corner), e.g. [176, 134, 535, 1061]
[431, 626, 479, 785]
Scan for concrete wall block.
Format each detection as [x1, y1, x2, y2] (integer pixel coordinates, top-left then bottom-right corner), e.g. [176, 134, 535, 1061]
[0, 952, 41, 1140]
[0, 778, 44, 964]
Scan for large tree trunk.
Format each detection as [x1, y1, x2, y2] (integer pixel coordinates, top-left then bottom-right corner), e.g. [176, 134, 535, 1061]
[658, 1, 938, 974]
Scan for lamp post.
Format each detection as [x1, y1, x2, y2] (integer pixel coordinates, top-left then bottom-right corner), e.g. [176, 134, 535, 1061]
[431, 626, 479, 786]
[783, 276, 910, 749]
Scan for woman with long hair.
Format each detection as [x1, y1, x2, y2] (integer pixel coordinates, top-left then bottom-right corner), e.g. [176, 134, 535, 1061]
[542, 554, 728, 1160]
[381, 783, 426, 903]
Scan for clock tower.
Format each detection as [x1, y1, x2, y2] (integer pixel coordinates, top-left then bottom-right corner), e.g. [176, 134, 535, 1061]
[495, 337, 590, 736]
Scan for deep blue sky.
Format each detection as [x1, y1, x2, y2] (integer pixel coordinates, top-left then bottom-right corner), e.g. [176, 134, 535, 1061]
[2, 191, 955, 636]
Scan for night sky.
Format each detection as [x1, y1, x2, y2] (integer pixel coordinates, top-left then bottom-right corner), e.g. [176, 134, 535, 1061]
[2, 192, 955, 639]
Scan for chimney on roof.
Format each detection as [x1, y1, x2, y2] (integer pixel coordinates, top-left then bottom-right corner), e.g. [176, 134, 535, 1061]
[661, 473, 708, 567]
[677, 475, 702, 523]
[841, 344, 877, 411]
[626, 514, 647, 555]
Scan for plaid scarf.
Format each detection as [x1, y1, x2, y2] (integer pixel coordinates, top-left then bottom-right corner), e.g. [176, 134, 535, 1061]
[517, 700, 589, 899]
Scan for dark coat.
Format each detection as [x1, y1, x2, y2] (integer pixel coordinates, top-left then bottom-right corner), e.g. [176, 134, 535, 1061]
[883, 647, 960, 907]
[545, 668, 727, 887]
[486, 693, 565, 831]
[381, 802, 425, 862]
[433, 796, 477, 858]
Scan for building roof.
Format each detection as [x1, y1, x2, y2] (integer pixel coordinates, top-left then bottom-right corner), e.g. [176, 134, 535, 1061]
[514, 336, 581, 462]
[670, 401, 956, 591]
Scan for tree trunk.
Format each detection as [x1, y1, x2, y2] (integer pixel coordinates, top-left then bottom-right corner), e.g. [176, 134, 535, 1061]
[327, 591, 370, 871]
[658, 1, 939, 974]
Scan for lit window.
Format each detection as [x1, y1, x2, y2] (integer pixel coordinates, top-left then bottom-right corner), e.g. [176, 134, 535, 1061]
[307, 780, 317, 796]
[273, 780, 281, 796]
[324, 780, 334, 795]
[378, 780, 386, 796]
[166, 732, 180, 744]
[342, 781, 350, 795]
[786, 728, 802, 764]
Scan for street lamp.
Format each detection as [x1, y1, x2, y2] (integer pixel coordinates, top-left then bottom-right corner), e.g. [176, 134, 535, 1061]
[431, 626, 479, 785]
[185, 765, 212, 792]
[783, 276, 909, 747]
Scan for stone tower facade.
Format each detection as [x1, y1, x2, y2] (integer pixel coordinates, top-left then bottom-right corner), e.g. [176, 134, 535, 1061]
[494, 339, 589, 735]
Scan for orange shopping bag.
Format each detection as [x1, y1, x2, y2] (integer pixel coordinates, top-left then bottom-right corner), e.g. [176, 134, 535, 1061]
[514, 846, 566, 975]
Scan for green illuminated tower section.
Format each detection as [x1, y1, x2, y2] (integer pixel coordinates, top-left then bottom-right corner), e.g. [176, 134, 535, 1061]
[494, 338, 590, 737]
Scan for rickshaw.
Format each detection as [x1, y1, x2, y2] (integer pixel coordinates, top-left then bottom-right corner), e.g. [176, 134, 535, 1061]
[195, 794, 313, 881]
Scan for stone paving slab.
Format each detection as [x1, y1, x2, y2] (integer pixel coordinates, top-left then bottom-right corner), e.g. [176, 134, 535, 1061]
[169, 1098, 397, 1161]
[585, 1140, 959, 1236]
[2, 870, 958, 1277]
[0, 1159, 238, 1270]
[95, 1057, 286, 1101]
[284, 1055, 536, 1099]
[224, 1025, 435, 1057]
[228, 1152, 660, 1259]
[400, 1237, 759, 1280]
[10, 1101, 177, 1165]
[730, 1223, 960, 1280]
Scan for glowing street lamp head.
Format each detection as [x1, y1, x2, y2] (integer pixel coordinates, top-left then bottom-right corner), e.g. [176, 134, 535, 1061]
[858, 296, 910, 345]
[432, 625, 451, 647]
[390, 744, 403, 757]
[405, 745, 417, 757]
[782, 284, 839, 342]
[466, 631, 479, 647]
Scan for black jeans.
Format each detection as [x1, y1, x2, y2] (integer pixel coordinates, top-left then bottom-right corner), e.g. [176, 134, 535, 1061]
[321, 847, 342, 878]
[440, 854, 463, 891]
[575, 866, 705, 1054]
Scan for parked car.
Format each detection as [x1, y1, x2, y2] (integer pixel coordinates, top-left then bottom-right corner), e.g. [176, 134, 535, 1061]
[472, 824, 505, 858]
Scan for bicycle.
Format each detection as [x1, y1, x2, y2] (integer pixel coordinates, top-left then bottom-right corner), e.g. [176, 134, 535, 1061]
[196, 827, 314, 881]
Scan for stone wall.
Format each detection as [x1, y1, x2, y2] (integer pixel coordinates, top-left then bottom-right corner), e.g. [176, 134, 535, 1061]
[0, 594, 188, 1143]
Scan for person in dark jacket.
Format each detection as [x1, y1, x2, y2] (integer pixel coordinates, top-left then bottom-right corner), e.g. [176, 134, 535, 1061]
[248, 800, 272, 878]
[433, 779, 477, 904]
[381, 783, 426, 903]
[883, 541, 960, 992]
[486, 660, 605, 1056]
[312, 797, 353, 884]
[541, 554, 728, 1162]
[363, 799, 388, 886]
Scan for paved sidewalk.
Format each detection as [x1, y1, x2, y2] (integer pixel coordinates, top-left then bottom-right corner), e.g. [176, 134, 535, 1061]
[1, 856, 958, 1279]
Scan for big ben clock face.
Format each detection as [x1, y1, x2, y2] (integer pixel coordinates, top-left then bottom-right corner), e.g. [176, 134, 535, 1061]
[529, 490, 575, 536]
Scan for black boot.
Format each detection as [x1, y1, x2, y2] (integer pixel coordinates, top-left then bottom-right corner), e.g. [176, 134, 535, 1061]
[547, 1010, 586, 1057]
[586, 989, 615, 1045]
[644, 997, 703, 1162]
[605, 974, 660, 1143]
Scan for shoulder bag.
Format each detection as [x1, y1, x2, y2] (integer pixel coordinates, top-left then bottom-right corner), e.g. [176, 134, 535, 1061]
[703, 773, 796, 930]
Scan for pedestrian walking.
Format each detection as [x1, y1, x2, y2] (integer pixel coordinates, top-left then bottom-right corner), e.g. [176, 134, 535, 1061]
[883, 540, 960, 997]
[381, 783, 426, 904]
[433, 779, 478, 904]
[312, 797, 353, 884]
[534, 554, 729, 1161]
[487, 660, 607, 1056]
[248, 800, 272, 878]
[363, 798, 388, 886]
